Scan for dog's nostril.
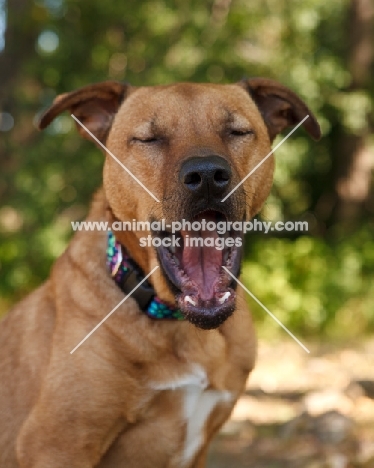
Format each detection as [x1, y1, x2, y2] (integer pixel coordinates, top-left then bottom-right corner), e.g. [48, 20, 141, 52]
[184, 172, 202, 187]
[214, 169, 230, 184]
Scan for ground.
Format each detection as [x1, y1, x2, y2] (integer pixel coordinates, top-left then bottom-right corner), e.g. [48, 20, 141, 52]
[208, 338, 374, 468]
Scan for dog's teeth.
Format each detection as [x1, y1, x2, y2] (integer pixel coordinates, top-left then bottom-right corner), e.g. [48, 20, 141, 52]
[218, 292, 231, 304]
[185, 295, 196, 306]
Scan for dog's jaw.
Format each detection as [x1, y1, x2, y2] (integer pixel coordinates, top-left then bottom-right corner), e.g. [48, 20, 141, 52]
[154, 211, 243, 329]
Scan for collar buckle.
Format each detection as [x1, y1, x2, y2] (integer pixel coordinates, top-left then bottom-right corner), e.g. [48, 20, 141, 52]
[120, 264, 155, 310]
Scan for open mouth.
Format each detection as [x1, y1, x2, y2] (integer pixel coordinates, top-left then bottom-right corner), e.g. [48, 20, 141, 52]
[154, 211, 242, 329]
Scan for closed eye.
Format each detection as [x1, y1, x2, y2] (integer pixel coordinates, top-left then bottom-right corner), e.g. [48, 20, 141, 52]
[229, 129, 254, 137]
[132, 136, 162, 144]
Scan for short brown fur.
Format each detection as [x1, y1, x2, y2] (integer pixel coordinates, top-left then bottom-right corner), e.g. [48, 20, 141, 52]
[0, 79, 320, 467]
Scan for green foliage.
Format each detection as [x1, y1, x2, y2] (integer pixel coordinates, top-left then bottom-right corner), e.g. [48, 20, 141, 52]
[242, 227, 374, 338]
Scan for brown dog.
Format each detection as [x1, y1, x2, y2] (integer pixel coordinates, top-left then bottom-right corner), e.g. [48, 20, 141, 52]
[0, 78, 320, 467]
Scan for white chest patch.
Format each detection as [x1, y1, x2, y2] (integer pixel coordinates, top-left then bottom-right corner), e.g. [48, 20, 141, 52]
[181, 384, 232, 465]
[150, 365, 233, 466]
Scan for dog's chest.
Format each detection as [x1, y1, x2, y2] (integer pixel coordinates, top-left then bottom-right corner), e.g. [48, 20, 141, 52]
[150, 365, 234, 467]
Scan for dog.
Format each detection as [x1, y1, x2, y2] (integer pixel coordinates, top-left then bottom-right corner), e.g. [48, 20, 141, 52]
[0, 78, 320, 467]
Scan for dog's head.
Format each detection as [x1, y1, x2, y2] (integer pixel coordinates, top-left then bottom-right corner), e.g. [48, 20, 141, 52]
[39, 79, 320, 329]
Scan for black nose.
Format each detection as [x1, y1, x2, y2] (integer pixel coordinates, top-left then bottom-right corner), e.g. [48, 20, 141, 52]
[179, 155, 232, 197]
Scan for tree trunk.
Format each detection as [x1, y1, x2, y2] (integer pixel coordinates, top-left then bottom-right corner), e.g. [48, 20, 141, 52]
[0, 0, 40, 109]
[332, 0, 374, 228]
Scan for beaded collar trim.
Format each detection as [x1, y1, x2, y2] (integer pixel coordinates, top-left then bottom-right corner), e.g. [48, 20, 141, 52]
[106, 231, 184, 321]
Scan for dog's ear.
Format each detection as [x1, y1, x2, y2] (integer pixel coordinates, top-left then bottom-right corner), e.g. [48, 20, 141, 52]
[38, 81, 129, 146]
[240, 78, 321, 142]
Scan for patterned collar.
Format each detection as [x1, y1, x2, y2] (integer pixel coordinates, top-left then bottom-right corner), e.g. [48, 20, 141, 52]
[106, 231, 184, 320]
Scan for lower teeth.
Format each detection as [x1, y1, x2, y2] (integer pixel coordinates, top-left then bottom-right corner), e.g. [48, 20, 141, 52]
[218, 292, 231, 304]
[185, 295, 196, 306]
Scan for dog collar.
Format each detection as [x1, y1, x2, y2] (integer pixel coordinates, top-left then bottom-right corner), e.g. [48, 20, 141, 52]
[106, 231, 184, 321]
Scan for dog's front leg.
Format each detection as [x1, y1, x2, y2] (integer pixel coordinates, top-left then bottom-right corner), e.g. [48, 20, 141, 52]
[16, 401, 127, 468]
[15, 345, 138, 468]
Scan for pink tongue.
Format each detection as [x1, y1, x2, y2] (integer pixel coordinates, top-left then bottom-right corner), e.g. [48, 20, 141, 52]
[181, 228, 222, 301]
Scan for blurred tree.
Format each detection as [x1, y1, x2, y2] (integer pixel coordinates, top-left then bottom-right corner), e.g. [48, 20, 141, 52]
[330, 0, 374, 229]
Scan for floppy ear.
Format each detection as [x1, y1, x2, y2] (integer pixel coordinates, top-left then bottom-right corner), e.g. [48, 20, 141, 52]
[240, 78, 321, 142]
[38, 81, 130, 146]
